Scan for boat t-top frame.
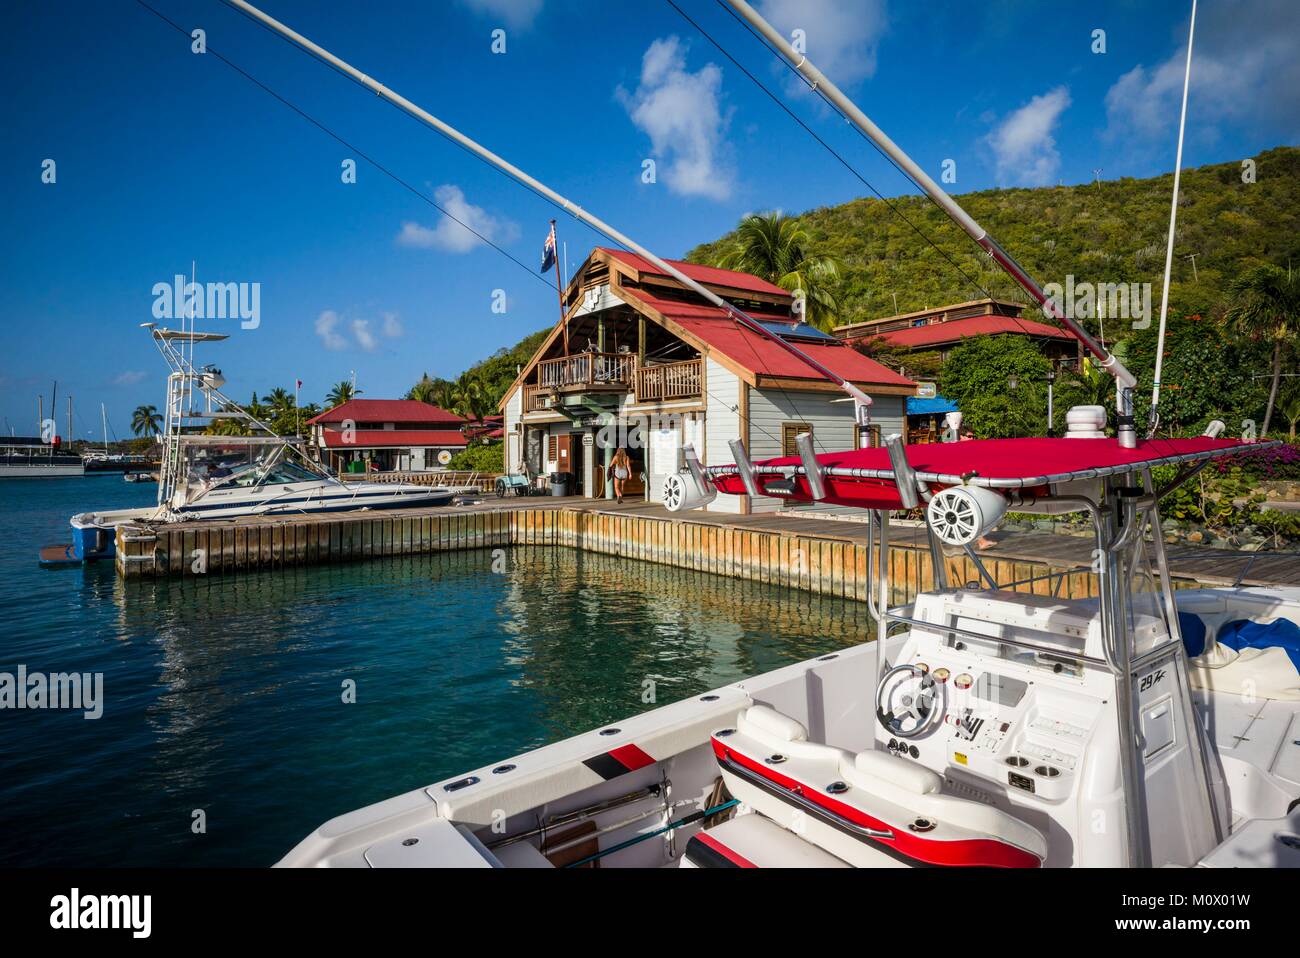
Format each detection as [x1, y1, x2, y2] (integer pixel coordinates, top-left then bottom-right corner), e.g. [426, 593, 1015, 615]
[142, 323, 331, 516]
[212, 0, 1253, 868]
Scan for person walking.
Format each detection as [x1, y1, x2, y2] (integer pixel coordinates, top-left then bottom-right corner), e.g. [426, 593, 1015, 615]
[610, 447, 632, 504]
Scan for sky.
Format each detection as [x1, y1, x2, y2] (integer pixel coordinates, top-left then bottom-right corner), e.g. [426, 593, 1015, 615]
[2, 0, 1297, 441]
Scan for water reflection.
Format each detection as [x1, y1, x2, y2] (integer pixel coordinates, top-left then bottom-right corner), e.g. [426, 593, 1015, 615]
[4, 546, 872, 866]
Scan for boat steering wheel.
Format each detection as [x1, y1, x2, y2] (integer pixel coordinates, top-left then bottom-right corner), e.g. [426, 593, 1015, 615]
[875, 664, 943, 740]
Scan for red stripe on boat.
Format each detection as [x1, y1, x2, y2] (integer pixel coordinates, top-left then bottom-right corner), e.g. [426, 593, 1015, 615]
[608, 743, 656, 771]
[712, 737, 1040, 869]
[695, 832, 758, 868]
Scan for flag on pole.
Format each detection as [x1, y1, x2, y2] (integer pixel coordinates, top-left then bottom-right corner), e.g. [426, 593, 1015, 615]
[540, 222, 557, 274]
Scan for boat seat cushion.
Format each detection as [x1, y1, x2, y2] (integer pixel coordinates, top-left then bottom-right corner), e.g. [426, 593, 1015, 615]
[736, 705, 853, 765]
[739, 704, 809, 742]
[680, 813, 850, 868]
[848, 749, 942, 795]
[713, 707, 1047, 868]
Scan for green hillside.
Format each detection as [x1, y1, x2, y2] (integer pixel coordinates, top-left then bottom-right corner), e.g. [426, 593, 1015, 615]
[687, 146, 1300, 327]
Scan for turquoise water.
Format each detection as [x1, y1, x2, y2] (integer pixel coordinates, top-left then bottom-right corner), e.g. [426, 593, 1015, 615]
[0, 477, 873, 866]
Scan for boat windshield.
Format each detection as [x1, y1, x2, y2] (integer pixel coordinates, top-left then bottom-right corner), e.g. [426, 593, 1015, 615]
[177, 441, 323, 493]
[220, 461, 320, 488]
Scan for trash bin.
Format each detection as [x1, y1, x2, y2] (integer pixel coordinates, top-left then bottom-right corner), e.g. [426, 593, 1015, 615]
[548, 471, 571, 497]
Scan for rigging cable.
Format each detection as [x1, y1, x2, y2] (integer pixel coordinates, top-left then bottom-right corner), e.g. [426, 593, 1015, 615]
[699, 0, 1053, 345]
[135, 0, 554, 290]
[133, 0, 830, 456]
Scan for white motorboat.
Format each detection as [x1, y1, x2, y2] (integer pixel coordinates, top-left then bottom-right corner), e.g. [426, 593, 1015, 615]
[279, 435, 1300, 870]
[233, 0, 1298, 869]
[66, 324, 453, 562]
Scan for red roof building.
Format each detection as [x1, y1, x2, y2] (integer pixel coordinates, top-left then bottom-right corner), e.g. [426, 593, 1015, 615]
[499, 247, 917, 514]
[307, 399, 467, 474]
[834, 298, 1080, 366]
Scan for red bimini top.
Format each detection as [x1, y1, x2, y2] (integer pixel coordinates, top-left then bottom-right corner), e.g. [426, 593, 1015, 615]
[709, 436, 1274, 510]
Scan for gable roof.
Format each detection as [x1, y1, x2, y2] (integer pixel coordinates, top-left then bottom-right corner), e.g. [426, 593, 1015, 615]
[852, 315, 1075, 349]
[598, 248, 790, 298]
[307, 399, 465, 426]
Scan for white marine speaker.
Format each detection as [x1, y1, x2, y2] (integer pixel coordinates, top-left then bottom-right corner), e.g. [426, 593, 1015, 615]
[927, 485, 1009, 546]
[663, 472, 714, 512]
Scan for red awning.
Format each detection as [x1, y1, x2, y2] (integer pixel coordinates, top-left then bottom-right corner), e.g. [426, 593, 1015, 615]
[711, 437, 1274, 509]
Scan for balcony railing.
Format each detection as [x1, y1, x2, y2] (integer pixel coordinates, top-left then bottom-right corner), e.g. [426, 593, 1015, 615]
[635, 358, 703, 403]
[523, 384, 554, 413]
[537, 351, 636, 391]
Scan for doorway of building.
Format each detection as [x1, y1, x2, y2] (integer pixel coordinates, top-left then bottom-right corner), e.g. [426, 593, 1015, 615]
[569, 432, 585, 496]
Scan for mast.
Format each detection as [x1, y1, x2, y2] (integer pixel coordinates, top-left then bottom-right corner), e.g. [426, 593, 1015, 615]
[222, 0, 874, 424]
[722, 0, 1139, 448]
[1149, 0, 1197, 437]
[102, 402, 110, 455]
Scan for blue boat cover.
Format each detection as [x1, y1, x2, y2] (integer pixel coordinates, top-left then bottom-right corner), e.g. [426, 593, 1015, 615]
[1217, 618, 1300, 671]
[906, 395, 959, 416]
[1178, 611, 1207, 658]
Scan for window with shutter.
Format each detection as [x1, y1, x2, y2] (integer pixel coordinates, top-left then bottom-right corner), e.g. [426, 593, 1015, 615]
[781, 423, 812, 457]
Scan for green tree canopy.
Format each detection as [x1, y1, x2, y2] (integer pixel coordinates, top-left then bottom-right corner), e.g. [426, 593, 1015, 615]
[705, 212, 843, 330]
[938, 335, 1054, 437]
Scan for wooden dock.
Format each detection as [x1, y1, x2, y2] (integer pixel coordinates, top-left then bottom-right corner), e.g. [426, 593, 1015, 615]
[113, 496, 1300, 600]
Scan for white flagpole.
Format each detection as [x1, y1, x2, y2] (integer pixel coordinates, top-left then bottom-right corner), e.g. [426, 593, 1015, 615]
[1149, 0, 1197, 438]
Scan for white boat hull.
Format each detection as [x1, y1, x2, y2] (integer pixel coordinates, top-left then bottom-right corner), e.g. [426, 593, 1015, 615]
[68, 481, 454, 560]
[278, 587, 1300, 870]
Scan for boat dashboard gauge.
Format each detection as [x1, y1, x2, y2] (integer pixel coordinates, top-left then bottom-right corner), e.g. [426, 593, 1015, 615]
[932, 668, 951, 683]
[916, 662, 930, 674]
[954, 672, 974, 691]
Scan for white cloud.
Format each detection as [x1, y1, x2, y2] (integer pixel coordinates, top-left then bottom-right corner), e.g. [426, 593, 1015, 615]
[113, 370, 147, 386]
[457, 0, 543, 30]
[314, 310, 347, 351]
[396, 184, 518, 254]
[985, 86, 1071, 187]
[1103, 1, 1300, 144]
[755, 0, 887, 88]
[351, 319, 377, 352]
[316, 310, 403, 353]
[617, 37, 734, 201]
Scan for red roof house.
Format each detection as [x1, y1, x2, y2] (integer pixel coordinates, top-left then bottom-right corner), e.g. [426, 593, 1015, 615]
[498, 247, 918, 513]
[308, 399, 467, 474]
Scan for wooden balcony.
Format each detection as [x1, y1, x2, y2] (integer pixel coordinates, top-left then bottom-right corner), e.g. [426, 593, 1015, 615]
[635, 358, 702, 403]
[522, 385, 549, 413]
[536, 351, 635, 391]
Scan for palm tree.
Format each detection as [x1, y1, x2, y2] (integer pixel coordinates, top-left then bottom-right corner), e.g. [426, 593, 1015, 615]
[407, 374, 438, 405]
[130, 404, 162, 438]
[266, 387, 295, 418]
[326, 380, 360, 408]
[1277, 380, 1300, 442]
[452, 374, 491, 422]
[432, 379, 458, 413]
[1220, 264, 1299, 438]
[711, 212, 842, 330]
